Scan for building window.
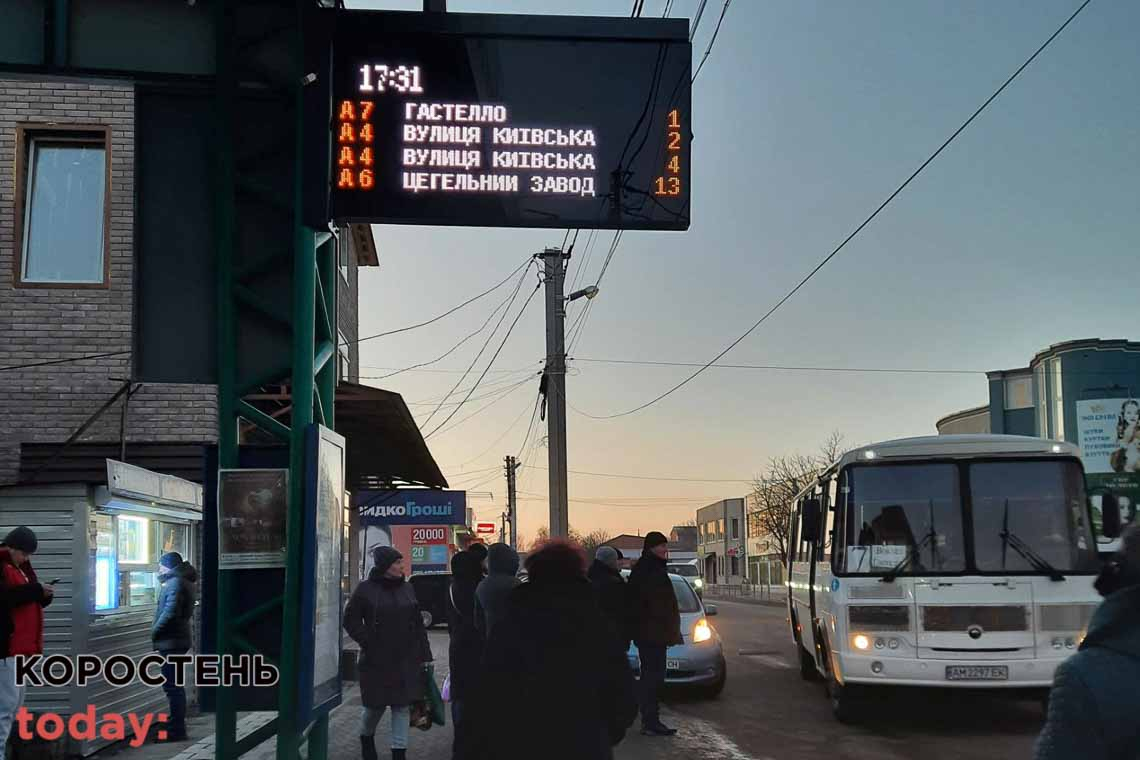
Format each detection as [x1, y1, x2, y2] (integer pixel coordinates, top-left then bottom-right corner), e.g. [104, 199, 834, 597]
[1051, 358, 1065, 440]
[731, 517, 739, 539]
[1004, 376, 1033, 410]
[16, 127, 110, 287]
[718, 519, 724, 539]
[731, 556, 739, 576]
[93, 513, 193, 612]
[1036, 364, 1048, 437]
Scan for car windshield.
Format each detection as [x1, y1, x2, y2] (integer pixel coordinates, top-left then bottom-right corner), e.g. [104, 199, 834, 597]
[669, 565, 698, 577]
[970, 460, 1098, 573]
[672, 578, 701, 613]
[841, 463, 966, 574]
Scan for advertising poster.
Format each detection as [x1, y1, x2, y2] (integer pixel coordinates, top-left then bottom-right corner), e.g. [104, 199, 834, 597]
[1076, 399, 1140, 543]
[217, 469, 288, 568]
[312, 429, 345, 699]
[357, 490, 467, 576]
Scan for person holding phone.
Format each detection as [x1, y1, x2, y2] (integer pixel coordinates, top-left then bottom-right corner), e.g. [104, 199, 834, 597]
[0, 527, 53, 758]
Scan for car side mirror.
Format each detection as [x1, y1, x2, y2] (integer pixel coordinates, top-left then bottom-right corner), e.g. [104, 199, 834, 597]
[1100, 492, 1123, 539]
[704, 604, 718, 617]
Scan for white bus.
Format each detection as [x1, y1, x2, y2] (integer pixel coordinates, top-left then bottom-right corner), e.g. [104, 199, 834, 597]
[786, 434, 1126, 722]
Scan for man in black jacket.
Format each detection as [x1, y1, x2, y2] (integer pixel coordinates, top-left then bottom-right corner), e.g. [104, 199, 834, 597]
[447, 550, 484, 760]
[152, 552, 197, 742]
[472, 540, 636, 760]
[625, 532, 682, 737]
[588, 546, 630, 653]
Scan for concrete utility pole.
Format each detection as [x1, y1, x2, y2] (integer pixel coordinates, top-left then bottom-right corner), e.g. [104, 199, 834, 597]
[505, 455, 520, 548]
[542, 248, 570, 538]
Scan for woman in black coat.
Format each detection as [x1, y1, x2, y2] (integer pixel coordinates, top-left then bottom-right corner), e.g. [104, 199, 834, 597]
[344, 547, 433, 760]
[470, 540, 637, 760]
[445, 550, 484, 760]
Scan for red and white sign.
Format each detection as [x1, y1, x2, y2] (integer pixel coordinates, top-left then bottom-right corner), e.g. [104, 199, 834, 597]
[475, 522, 496, 536]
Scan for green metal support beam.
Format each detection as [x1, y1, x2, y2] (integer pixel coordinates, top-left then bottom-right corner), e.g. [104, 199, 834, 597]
[236, 401, 292, 442]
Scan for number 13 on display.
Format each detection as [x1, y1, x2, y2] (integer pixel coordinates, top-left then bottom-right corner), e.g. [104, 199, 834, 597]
[654, 109, 683, 197]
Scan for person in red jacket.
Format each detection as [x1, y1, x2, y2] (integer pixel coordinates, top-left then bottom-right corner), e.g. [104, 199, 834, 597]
[0, 527, 54, 757]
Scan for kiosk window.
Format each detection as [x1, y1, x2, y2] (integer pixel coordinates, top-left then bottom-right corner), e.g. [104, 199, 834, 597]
[93, 514, 193, 612]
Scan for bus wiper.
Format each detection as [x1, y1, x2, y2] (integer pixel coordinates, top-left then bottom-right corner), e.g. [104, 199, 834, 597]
[1001, 499, 1065, 582]
[882, 500, 938, 583]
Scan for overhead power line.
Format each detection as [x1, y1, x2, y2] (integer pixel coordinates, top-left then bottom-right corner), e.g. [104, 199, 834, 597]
[528, 465, 750, 483]
[572, 358, 984, 375]
[691, 0, 733, 83]
[0, 350, 131, 372]
[424, 281, 543, 439]
[420, 265, 532, 429]
[572, 0, 1093, 421]
[356, 257, 531, 345]
[689, 0, 711, 41]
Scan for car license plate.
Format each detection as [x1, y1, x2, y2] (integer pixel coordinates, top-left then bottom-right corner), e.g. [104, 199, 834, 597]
[666, 659, 682, 671]
[945, 665, 1008, 681]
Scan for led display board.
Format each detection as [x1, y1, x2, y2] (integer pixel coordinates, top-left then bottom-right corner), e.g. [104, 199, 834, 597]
[330, 10, 691, 230]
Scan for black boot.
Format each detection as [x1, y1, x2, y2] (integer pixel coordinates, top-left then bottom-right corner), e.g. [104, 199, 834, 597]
[360, 735, 378, 760]
[391, 750, 407, 760]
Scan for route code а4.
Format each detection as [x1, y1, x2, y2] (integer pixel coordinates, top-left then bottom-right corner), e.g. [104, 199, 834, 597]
[14, 654, 279, 688]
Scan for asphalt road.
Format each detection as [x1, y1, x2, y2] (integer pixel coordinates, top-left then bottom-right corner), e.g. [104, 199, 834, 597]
[616, 599, 1045, 760]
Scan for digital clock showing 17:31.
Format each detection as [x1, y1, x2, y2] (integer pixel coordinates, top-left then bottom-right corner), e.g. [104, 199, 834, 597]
[358, 64, 425, 95]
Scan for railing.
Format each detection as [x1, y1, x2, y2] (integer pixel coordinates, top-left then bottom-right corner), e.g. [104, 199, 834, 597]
[704, 582, 783, 603]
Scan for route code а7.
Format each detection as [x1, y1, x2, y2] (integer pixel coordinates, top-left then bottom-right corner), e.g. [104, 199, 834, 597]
[14, 653, 278, 688]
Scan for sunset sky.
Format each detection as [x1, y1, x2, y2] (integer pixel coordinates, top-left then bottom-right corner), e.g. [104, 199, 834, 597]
[350, 0, 1140, 541]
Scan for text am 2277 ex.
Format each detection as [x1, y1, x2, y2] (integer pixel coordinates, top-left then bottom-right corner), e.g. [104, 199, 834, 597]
[786, 434, 1127, 722]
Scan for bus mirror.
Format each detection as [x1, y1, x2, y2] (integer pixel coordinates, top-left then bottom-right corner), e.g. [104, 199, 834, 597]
[1100, 493, 1122, 540]
[803, 498, 822, 540]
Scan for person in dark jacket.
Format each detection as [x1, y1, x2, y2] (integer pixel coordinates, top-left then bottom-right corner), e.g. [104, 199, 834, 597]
[466, 542, 488, 576]
[470, 539, 637, 760]
[625, 531, 682, 737]
[0, 528, 52, 759]
[344, 547, 433, 760]
[1036, 525, 1140, 760]
[446, 550, 484, 760]
[152, 552, 198, 742]
[474, 543, 519, 638]
[588, 546, 631, 652]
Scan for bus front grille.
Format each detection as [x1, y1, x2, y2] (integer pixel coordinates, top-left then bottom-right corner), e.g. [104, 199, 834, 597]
[921, 605, 1028, 632]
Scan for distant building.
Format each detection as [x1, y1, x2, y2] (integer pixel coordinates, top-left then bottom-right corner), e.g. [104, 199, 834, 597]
[745, 492, 785, 587]
[599, 533, 647, 568]
[668, 525, 698, 561]
[936, 339, 1140, 531]
[696, 498, 747, 585]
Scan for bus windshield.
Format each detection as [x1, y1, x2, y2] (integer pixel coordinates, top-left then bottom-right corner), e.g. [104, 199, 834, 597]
[969, 460, 1098, 573]
[840, 459, 1098, 576]
[842, 463, 966, 574]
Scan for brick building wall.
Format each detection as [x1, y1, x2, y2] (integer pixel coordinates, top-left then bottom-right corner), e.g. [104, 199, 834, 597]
[0, 77, 216, 485]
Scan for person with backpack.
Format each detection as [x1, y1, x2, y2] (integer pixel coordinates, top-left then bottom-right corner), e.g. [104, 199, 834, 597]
[344, 547, 433, 760]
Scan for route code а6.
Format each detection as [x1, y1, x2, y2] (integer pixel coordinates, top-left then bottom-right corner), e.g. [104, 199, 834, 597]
[13, 654, 279, 688]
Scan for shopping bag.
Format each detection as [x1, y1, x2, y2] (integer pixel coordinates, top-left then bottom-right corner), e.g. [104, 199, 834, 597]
[423, 664, 447, 726]
[441, 673, 452, 702]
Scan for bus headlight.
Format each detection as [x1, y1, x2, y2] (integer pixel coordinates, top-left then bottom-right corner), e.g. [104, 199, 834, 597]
[852, 634, 871, 651]
[694, 578, 704, 589]
[693, 619, 713, 643]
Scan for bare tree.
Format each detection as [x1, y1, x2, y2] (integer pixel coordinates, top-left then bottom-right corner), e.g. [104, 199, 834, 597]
[748, 431, 847, 564]
[525, 525, 609, 556]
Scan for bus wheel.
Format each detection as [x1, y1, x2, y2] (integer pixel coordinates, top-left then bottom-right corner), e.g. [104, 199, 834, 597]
[798, 644, 820, 681]
[828, 677, 862, 724]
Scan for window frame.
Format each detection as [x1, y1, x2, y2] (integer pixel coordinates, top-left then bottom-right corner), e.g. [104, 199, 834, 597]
[13, 125, 112, 289]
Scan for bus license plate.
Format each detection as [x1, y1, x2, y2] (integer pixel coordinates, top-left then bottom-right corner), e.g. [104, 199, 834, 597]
[945, 665, 1008, 681]
[666, 659, 682, 671]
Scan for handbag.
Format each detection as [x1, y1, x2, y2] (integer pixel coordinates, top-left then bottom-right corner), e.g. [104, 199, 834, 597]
[441, 673, 452, 702]
[414, 663, 446, 727]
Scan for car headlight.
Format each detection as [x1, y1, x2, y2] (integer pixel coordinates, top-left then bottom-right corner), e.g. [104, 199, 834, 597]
[693, 619, 712, 643]
[694, 578, 704, 588]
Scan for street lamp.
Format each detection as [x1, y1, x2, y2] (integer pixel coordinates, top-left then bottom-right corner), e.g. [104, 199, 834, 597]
[566, 285, 600, 303]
